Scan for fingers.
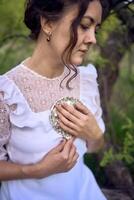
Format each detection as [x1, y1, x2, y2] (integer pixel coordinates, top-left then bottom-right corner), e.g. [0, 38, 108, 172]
[74, 102, 89, 115]
[68, 144, 77, 159]
[56, 104, 82, 136]
[57, 111, 79, 132]
[68, 146, 79, 169]
[58, 120, 77, 137]
[61, 138, 74, 157]
[71, 153, 79, 163]
[54, 138, 79, 171]
[69, 146, 79, 162]
[49, 140, 66, 153]
[62, 139, 79, 164]
[56, 104, 83, 120]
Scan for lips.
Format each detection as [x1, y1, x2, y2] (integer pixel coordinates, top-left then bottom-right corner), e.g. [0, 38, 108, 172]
[79, 49, 88, 53]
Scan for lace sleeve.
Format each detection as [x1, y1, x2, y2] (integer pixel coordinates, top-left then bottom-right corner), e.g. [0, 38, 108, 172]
[0, 92, 11, 161]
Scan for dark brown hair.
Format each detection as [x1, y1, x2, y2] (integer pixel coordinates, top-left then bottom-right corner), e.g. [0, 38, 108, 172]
[24, 0, 109, 89]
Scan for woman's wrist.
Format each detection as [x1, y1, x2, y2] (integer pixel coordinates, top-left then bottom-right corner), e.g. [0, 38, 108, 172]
[86, 135, 105, 153]
[21, 162, 51, 179]
[94, 126, 103, 140]
[87, 124, 103, 141]
[21, 163, 42, 179]
[21, 164, 37, 179]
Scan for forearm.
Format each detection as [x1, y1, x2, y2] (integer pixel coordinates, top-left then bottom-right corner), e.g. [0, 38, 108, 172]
[0, 160, 39, 181]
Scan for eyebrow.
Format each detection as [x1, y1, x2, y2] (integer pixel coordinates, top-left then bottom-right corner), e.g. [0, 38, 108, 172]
[83, 16, 101, 26]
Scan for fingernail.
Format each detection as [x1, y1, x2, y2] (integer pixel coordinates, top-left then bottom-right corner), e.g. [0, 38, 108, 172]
[62, 103, 67, 107]
[60, 139, 66, 143]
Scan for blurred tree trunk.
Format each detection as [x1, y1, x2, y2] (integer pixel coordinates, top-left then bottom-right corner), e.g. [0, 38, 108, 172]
[99, 5, 134, 124]
[97, 5, 134, 197]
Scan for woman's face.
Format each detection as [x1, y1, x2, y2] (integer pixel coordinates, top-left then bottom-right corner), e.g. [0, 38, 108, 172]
[42, 0, 102, 66]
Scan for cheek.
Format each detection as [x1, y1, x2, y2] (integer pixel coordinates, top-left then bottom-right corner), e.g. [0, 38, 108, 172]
[70, 52, 86, 65]
[71, 39, 84, 55]
[52, 28, 71, 54]
[77, 29, 85, 44]
[73, 29, 85, 51]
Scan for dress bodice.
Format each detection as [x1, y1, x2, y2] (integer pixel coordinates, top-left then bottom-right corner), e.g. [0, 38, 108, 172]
[0, 62, 105, 163]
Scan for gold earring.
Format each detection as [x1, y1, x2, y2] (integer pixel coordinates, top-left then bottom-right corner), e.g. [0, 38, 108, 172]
[47, 32, 52, 42]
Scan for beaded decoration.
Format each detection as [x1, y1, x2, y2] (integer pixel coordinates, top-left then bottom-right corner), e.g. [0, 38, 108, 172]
[50, 97, 80, 140]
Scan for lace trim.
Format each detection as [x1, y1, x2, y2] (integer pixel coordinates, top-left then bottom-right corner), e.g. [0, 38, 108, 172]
[0, 92, 11, 160]
[7, 64, 80, 113]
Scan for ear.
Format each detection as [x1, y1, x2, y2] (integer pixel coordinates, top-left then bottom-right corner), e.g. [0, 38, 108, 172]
[40, 16, 53, 35]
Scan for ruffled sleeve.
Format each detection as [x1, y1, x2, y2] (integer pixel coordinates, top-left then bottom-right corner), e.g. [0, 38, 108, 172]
[0, 74, 50, 132]
[79, 64, 105, 133]
[0, 77, 11, 160]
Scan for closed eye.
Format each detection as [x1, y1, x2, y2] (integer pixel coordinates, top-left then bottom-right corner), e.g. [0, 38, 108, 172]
[80, 24, 90, 31]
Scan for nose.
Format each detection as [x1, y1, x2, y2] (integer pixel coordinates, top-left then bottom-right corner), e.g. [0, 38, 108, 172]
[84, 29, 97, 45]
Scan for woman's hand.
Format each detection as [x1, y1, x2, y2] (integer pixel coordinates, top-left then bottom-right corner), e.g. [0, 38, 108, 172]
[56, 102, 103, 141]
[23, 138, 79, 179]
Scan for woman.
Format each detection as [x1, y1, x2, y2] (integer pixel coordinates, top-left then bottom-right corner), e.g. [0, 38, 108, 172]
[0, 0, 108, 199]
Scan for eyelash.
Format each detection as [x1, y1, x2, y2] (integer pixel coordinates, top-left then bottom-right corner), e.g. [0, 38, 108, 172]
[80, 24, 99, 34]
[80, 24, 90, 30]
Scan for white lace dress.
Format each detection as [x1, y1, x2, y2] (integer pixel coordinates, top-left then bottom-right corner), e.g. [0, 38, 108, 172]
[0, 60, 106, 200]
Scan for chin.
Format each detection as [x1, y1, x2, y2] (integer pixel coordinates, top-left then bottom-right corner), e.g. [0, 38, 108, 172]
[71, 57, 84, 66]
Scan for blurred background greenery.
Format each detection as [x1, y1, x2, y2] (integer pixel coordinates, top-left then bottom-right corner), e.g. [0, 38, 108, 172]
[0, 0, 134, 198]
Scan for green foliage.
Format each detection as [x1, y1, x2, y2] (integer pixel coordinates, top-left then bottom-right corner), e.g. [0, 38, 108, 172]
[0, 38, 34, 74]
[90, 54, 109, 69]
[122, 118, 134, 164]
[0, 0, 33, 74]
[97, 14, 121, 47]
[100, 117, 134, 167]
[100, 55, 134, 174]
[84, 47, 109, 69]
[0, 0, 27, 39]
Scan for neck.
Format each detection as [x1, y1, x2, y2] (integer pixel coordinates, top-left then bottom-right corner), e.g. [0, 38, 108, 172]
[25, 40, 64, 79]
